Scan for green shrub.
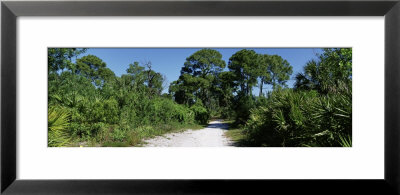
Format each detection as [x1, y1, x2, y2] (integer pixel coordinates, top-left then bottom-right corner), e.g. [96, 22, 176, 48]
[102, 98, 119, 123]
[173, 103, 195, 124]
[245, 88, 351, 147]
[191, 103, 210, 125]
[111, 127, 127, 142]
[48, 50, 209, 147]
[136, 126, 158, 139]
[70, 123, 91, 137]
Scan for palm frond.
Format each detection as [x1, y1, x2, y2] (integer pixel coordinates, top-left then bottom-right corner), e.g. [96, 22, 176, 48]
[48, 107, 71, 147]
[338, 133, 352, 147]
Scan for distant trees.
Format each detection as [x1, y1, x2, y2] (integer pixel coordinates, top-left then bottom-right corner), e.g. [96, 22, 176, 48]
[169, 48, 293, 123]
[266, 55, 293, 90]
[245, 48, 352, 147]
[224, 49, 293, 123]
[257, 54, 292, 96]
[227, 50, 292, 97]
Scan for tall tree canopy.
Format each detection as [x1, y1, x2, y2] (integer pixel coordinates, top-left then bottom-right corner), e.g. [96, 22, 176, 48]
[120, 61, 165, 96]
[181, 48, 226, 77]
[170, 49, 226, 110]
[228, 49, 259, 96]
[257, 54, 292, 96]
[267, 55, 293, 89]
[75, 55, 115, 84]
[48, 48, 86, 73]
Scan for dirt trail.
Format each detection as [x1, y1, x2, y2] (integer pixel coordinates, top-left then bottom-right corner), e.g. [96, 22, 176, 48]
[144, 120, 233, 147]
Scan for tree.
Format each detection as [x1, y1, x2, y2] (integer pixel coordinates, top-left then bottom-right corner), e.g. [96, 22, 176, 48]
[75, 55, 115, 85]
[266, 55, 293, 90]
[257, 54, 272, 96]
[143, 61, 165, 97]
[294, 48, 352, 93]
[170, 49, 226, 110]
[213, 71, 236, 117]
[181, 48, 226, 77]
[169, 74, 199, 105]
[126, 61, 146, 88]
[48, 48, 86, 73]
[228, 49, 259, 96]
[124, 61, 165, 97]
[294, 60, 319, 91]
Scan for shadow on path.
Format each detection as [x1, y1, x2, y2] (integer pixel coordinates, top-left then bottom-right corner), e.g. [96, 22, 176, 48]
[207, 121, 229, 130]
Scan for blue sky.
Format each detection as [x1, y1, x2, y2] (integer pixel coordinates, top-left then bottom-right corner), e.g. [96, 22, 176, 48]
[82, 48, 322, 94]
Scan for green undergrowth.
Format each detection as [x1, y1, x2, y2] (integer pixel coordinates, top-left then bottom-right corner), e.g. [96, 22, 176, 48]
[223, 120, 249, 147]
[68, 122, 204, 147]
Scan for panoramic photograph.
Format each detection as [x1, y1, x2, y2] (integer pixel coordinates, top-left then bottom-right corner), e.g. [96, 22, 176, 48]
[48, 48, 352, 147]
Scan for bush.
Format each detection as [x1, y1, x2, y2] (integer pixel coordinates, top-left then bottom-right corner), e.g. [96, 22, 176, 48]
[48, 51, 210, 147]
[153, 98, 194, 124]
[172, 103, 195, 124]
[190, 103, 210, 125]
[111, 127, 127, 142]
[245, 88, 351, 147]
[70, 123, 91, 137]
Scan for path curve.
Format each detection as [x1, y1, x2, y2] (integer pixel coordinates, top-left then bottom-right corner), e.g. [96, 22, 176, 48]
[144, 120, 233, 147]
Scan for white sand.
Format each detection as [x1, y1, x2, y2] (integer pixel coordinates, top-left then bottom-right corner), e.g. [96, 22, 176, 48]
[144, 120, 233, 147]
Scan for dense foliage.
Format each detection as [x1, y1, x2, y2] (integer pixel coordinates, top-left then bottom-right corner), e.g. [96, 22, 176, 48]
[48, 49, 201, 147]
[245, 87, 351, 147]
[243, 48, 352, 147]
[48, 48, 352, 147]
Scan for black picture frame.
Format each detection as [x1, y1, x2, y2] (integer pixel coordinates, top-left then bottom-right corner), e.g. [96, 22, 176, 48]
[1, 0, 399, 194]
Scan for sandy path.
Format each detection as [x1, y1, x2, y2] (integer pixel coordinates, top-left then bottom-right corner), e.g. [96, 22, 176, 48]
[144, 120, 233, 147]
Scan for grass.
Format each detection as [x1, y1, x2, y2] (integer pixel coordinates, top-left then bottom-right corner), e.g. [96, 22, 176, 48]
[223, 120, 249, 147]
[69, 122, 205, 147]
